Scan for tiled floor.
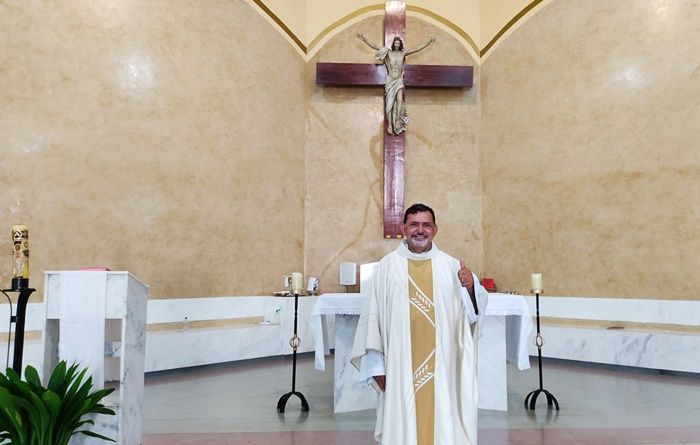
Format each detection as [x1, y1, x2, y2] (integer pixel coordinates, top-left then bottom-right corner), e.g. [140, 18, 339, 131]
[142, 354, 700, 444]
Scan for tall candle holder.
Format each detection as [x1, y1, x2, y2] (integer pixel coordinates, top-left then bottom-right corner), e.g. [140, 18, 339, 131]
[4, 225, 35, 373]
[524, 275, 560, 410]
[276, 275, 309, 413]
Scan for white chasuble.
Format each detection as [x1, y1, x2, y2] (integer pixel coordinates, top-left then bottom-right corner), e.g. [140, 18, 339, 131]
[352, 242, 484, 445]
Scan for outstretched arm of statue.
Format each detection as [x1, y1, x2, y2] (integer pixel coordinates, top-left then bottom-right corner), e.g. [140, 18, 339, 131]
[405, 36, 436, 55]
[357, 32, 381, 51]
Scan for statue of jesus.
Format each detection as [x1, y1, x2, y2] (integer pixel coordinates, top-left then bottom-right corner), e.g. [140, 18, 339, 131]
[357, 33, 435, 134]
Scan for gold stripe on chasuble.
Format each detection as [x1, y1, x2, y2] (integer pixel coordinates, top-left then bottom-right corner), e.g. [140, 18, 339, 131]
[408, 259, 436, 445]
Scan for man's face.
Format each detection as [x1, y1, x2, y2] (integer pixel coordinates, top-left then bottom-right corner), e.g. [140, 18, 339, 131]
[393, 39, 401, 50]
[402, 211, 438, 253]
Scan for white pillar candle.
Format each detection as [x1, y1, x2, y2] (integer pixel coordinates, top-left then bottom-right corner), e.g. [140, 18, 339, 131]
[531, 273, 542, 292]
[291, 272, 303, 294]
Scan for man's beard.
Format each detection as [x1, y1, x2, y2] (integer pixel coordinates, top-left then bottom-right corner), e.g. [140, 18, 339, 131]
[408, 235, 430, 250]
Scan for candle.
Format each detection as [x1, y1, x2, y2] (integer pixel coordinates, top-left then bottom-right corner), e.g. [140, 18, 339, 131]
[12, 225, 29, 280]
[291, 272, 303, 294]
[531, 273, 542, 292]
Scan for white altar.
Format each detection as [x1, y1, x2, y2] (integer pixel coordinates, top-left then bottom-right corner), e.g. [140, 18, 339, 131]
[310, 292, 533, 412]
[43, 271, 148, 445]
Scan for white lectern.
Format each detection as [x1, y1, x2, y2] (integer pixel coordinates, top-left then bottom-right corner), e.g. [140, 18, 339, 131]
[43, 271, 148, 445]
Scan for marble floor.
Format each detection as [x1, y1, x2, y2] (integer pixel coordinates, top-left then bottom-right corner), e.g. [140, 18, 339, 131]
[142, 353, 700, 445]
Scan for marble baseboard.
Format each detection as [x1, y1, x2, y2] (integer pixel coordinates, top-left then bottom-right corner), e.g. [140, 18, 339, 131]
[146, 324, 284, 371]
[2, 296, 321, 375]
[524, 295, 699, 325]
[144, 296, 319, 372]
[532, 325, 700, 374]
[522, 295, 700, 374]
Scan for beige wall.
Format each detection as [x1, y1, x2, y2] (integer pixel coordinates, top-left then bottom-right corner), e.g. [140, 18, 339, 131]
[2, 0, 697, 301]
[306, 16, 483, 293]
[0, 0, 307, 298]
[480, 0, 547, 50]
[481, 0, 700, 299]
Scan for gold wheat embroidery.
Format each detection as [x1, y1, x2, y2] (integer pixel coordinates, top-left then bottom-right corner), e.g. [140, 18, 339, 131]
[413, 351, 435, 391]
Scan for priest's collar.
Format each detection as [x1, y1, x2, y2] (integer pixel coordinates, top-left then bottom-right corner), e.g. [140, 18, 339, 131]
[398, 240, 439, 260]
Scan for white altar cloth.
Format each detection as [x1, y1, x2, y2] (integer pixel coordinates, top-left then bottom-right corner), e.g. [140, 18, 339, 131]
[310, 292, 533, 412]
[311, 294, 365, 371]
[311, 292, 533, 371]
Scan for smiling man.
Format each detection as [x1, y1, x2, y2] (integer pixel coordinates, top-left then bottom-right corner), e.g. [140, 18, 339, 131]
[351, 203, 488, 445]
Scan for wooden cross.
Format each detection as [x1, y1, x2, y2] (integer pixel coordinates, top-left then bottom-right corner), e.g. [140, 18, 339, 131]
[316, 1, 473, 238]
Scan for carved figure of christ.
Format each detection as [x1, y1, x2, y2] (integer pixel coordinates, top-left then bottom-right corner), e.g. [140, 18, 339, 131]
[316, 1, 473, 238]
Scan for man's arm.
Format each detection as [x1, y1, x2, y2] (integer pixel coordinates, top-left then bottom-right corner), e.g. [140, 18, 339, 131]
[458, 258, 478, 315]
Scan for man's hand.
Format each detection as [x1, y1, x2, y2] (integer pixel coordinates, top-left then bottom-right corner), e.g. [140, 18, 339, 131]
[373, 375, 386, 392]
[458, 259, 474, 290]
[459, 259, 479, 315]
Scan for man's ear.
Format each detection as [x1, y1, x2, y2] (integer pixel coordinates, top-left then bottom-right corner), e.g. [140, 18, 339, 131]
[400, 223, 406, 237]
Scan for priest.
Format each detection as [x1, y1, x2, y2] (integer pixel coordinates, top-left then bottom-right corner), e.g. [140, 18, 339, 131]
[351, 203, 488, 445]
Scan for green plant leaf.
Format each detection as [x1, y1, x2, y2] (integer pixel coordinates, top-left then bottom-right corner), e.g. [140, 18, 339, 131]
[2, 361, 117, 445]
[74, 418, 95, 428]
[41, 389, 61, 411]
[0, 370, 12, 388]
[46, 361, 66, 394]
[74, 429, 117, 442]
[0, 387, 28, 445]
[24, 365, 44, 390]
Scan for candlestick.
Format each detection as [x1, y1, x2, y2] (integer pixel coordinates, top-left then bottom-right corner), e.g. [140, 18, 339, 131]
[6, 224, 36, 373]
[291, 272, 303, 294]
[12, 225, 30, 290]
[531, 273, 542, 293]
[525, 271, 559, 410]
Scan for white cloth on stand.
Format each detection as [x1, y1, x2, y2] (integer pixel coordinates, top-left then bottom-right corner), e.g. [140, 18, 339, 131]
[310, 294, 365, 370]
[485, 293, 534, 370]
[58, 271, 107, 388]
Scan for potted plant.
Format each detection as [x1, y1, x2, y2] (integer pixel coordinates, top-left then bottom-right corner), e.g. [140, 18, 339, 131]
[0, 361, 116, 444]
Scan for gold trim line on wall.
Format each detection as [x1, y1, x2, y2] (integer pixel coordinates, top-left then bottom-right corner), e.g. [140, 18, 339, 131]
[307, 5, 384, 53]
[406, 5, 479, 57]
[251, 0, 548, 59]
[306, 4, 480, 56]
[480, 0, 545, 57]
[251, 0, 308, 53]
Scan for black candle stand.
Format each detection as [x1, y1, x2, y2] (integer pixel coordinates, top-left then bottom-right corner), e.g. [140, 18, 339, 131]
[276, 292, 309, 413]
[3, 284, 36, 373]
[524, 290, 560, 410]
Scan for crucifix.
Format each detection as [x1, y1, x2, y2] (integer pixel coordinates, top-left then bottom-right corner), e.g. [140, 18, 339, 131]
[316, 1, 473, 238]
